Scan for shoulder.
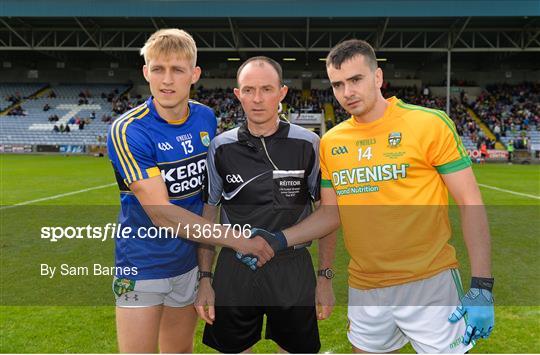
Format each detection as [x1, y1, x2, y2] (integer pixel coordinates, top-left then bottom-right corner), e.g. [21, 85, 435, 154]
[321, 118, 353, 145]
[287, 123, 320, 145]
[110, 103, 152, 140]
[189, 100, 217, 129]
[210, 127, 239, 150]
[189, 100, 215, 118]
[395, 100, 453, 129]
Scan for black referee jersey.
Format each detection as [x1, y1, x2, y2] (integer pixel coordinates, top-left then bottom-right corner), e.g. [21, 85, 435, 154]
[205, 120, 321, 232]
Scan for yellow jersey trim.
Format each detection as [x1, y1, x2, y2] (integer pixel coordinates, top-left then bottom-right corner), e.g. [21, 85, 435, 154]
[110, 105, 148, 184]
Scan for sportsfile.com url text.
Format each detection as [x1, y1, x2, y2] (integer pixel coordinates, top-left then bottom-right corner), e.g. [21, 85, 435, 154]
[40, 223, 251, 242]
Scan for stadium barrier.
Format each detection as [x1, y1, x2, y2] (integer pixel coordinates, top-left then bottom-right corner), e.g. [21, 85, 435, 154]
[0, 144, 104, 155]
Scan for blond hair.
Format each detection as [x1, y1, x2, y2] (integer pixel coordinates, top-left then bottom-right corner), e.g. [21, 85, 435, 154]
[140, 28, 197, 66]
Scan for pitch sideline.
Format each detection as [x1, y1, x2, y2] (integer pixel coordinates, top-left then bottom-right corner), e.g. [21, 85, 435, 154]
[478, 183, 540, 200]
[0, 182, 117, 210]
[2, 181, 538, 210]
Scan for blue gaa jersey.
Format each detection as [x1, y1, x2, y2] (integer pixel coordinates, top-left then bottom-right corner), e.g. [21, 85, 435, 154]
[107, 97, 217, 280]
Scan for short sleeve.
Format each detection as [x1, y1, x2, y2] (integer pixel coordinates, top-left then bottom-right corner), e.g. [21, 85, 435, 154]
[206, 138, 224, 206]
[427, 110, 472, 174]
[307, 135, 321, 201]
[108, 120, 160, 185]
[319, 136, 333, 188]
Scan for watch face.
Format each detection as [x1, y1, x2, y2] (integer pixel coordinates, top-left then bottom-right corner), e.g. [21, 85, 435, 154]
[325, 269, 334, 279]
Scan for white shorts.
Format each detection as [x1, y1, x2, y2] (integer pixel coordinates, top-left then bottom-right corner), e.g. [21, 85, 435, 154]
[113, 266, 198, 308]
[347, 269, 474, 354]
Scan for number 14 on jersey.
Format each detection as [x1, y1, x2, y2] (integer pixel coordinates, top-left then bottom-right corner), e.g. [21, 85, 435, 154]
[358, 147, 373, 161]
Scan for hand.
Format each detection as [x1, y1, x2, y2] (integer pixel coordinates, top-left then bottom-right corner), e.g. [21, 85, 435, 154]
[194, 279, 215, 325]
[235, 251, 258, 271]
[250, 227, 288, 252]
[449, 286, 494, 345]
[235, 235, 274, 270]
[315, 278, 335, 320]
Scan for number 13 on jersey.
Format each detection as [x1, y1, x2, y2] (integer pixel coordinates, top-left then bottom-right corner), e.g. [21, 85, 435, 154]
[181, 140, 194, 154]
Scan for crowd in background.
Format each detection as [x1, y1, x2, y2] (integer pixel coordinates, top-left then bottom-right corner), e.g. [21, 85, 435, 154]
[2, 82, 538, 150]
[472, 82, 539, 141]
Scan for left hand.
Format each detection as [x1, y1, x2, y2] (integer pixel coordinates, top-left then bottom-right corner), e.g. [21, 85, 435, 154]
[194, 279, 215, 325]
[235, 252, 258, 271]
[448, 287, 494, 345]
[315, 278, 335, 320]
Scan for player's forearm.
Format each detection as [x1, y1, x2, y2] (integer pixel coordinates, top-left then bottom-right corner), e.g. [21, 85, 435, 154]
[283, 204, 341, 246]
[198, 204, 218, 271]
[459, 203, 492, 278]
[318, 231, 337, 270]
[197, 244, 216, 272]
[202, 203, 219, 223]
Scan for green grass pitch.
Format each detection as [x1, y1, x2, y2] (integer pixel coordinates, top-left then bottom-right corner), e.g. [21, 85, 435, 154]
[1, 154, 539, 353]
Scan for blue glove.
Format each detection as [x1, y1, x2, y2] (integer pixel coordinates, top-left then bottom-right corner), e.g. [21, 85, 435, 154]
[250, 227, 288, 252]
[448, 277, 495, 345]
[235, 228, 288, 271]
[235, 252, 258, 271]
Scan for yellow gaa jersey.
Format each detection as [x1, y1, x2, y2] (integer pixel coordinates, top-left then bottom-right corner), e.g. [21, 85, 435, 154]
[320, 97, 472, 289]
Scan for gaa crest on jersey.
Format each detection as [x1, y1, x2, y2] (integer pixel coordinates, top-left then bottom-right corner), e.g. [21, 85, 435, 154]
[200, 131, 210, 147]
[388, 132, 402, 148]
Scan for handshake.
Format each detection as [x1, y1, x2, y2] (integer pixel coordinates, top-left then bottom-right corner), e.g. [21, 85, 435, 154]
[235, 228, 288, 270]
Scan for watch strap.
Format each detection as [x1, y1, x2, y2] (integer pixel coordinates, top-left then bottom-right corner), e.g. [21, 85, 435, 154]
[198, 271, 213, 281]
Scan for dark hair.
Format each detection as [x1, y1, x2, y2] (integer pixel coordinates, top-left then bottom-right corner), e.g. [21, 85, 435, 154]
[326, 39, 378, 71]
[236, 56, 283, 85]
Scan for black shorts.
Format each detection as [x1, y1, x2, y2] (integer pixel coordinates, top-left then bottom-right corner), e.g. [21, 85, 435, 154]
[202, 247, 320, 353]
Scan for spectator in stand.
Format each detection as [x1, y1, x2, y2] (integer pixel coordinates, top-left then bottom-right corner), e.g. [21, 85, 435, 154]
[43, 103, 51, 111]
[8, 106, 26, 116]
[493, 123, 501, 141]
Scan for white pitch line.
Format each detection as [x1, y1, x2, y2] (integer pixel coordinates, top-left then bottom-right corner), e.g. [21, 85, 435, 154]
[478, 183, 540, 200]
[1, 182, 117, 210]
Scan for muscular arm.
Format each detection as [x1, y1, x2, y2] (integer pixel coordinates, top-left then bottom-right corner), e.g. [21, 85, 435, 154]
[130, 176, 273, 262]
[441, 167, 491, 278]
[282, 187, 341, 246]
[313, 200, 337, 270]
[197, 204, 218, 273]
[313, 200, 337, 320]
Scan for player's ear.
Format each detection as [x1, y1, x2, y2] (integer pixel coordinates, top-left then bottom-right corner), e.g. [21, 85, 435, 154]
[279, 85, 288, 101]
[375, 67, 384, 89]
[191, 66, 202, 84]
[142, 65, 150, 83]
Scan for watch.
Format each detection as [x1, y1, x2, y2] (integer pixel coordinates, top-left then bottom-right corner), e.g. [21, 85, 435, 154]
[317, 268, 335, 279]
[197, 271, 213, 281]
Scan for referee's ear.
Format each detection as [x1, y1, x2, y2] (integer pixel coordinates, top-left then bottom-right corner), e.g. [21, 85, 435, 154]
[279, 84, 288, 102]
[191, 66, 202, 85]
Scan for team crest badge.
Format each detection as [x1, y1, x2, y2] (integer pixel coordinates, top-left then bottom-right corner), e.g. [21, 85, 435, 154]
[388, 132, 402, 148]
[200, 131, 210, 147]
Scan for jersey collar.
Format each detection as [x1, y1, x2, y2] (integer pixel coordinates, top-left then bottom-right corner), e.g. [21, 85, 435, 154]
[146, 96, 191, 125]
[238, 119, 290, 143]
[349, 96, 400, 129]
